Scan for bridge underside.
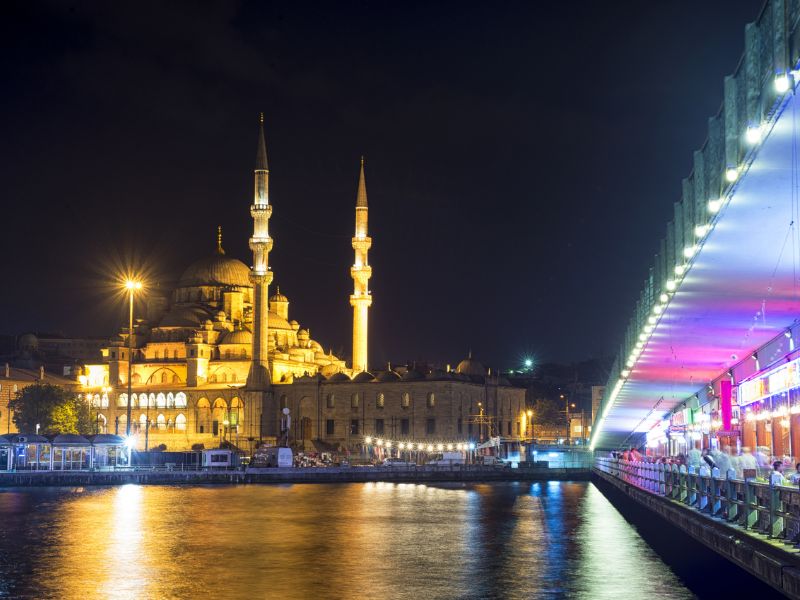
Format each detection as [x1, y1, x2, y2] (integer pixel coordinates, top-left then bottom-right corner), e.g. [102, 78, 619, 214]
[596, 93, 800, 449]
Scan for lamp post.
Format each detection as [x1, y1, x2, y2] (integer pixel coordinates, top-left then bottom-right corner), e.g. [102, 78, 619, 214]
[124, 279, 142, 438]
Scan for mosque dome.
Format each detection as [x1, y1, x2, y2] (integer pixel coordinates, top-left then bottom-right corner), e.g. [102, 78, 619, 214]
[178, 253, 251, 288]
[219, 329, 252, 345]
[455, 354, 487, 377]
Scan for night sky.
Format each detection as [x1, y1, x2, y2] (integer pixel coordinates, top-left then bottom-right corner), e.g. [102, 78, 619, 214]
[1, 1, 762, 370]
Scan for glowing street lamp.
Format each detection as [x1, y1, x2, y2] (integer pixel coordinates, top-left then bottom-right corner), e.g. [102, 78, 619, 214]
[124, 279, 143, 438]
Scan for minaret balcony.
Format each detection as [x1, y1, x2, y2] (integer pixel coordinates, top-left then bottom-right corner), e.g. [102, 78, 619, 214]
[250, 204, 272, 217]
[351, 237, 372, 252]
[350, 292, 373, 307]
[350, 265, 372, 284]
[249, 237, 273, 252]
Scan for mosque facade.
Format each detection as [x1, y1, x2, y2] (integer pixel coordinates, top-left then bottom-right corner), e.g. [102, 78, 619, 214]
[76, 118, 525, 453]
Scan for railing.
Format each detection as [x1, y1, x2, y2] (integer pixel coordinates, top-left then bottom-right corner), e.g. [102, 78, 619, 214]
[595, 457, 800, 543]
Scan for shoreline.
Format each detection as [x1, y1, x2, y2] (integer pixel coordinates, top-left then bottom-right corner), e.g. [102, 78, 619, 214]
[0, 466, 590, 487]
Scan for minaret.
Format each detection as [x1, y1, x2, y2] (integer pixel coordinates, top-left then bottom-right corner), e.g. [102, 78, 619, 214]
[350, 157, 372, 373]
[247, 113, 273, 389]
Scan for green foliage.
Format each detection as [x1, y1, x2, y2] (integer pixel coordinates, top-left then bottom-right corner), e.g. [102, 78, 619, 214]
[9, 383, 93, 435]
[532, 398, 563, 427]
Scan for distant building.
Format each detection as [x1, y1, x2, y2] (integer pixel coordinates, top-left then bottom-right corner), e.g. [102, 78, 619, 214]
[0, 364, 79, 435]
[591, 385, 605, 425]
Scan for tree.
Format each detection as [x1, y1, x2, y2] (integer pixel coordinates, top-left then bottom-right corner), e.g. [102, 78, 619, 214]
[9, 383, 93, 435]
[532, 398, 562, 427]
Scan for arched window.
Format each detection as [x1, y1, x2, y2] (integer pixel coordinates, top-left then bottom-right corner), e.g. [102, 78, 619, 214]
[132, 373, 141, 384]
[156, 393, 166, 408]
[118, 393, 128, 408]
[326, 394, 335, 409]
[225, 350, 231, 359]
[167, 393, 175, 409]
[155, 350, 160, 360]
[172, 374, 180, 384]
[91, 394, 101, 408]
[231, 373, 237, 383]
[157, 414, 166, 430]
[427, 393, 435, 408]
[148, 393, 156, 408]
[161, 371, 168, 384]
[280, 395, 288, 409]
[139, 413, 148, 430]
[351, 393, 359, 409]
[175, 392, 187, 408]
[176, 413, 187, 431]
[210, 374, 217, 383]
[222, 372, 228, 383]
[401, 393, 411, 409]
[240, 349, 247, 359]
[173, 349, 178, 359]
[376, 393, 385, 409]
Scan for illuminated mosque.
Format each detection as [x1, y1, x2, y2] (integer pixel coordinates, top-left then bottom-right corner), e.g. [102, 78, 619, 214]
[76, 117, 525, 452]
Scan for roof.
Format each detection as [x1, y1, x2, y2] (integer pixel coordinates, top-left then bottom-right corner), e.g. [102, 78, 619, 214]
[158, 305, 212, 328]
[51, 434, 91, 446]
[88, 434, 126, 445]
[356, 157, 368, 207]
[256, 114, 268, 171]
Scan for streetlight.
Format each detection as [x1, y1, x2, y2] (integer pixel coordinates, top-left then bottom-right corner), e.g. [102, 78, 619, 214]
[124, 279, 142, 438]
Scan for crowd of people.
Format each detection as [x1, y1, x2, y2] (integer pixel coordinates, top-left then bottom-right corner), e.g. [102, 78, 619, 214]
[611, 446, 800, 486]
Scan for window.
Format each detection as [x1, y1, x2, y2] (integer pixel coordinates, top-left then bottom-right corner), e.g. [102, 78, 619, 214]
[401, 393, 410, 409]
[401, 418, 409, 435]
[375, 419, 385, 435]
[516, 421, 521, 435]
[161, 372, 167, 384]
[350, 419, 359, 435]
[326, 419, 335, 436]
[376, 393, 385, 409]
[426, 393, 435, 408]
[507, 421, 512, 436]
[176, 413, 187, 431]
[351, 393, 360, 410]
[118, 393, 128, 408]
[157, 393, 166, 408]
[155, 350, 160, 359]
[426, 418, 436, 435]
[457, 418, 463, 435]
[111, 351, 116, 359]
[190, 349, 196, 358]
[326, 394, 335, 409]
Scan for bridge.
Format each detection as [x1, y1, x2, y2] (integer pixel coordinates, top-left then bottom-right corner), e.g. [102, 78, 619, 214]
[591, 0, 800, 451]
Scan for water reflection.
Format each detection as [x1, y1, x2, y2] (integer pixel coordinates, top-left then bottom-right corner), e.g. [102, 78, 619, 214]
[0, 482, 741, 599]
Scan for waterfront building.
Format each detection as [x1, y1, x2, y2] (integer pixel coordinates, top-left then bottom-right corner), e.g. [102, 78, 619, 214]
[0, 364, 79, 435]
[71, 118, 525, 453]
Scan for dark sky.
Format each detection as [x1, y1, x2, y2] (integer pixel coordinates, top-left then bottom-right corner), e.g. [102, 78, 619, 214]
[0, 0, 762, 370]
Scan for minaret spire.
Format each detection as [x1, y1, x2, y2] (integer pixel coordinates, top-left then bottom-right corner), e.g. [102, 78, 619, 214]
[350, 157, 372, 373]
[247, 113, 274, 389]
[216, 225, 225, 255]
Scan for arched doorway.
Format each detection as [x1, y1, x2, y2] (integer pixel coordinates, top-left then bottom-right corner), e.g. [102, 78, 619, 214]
[212, 398, 227, 438]
[196, 398, 211, 434]
[297, 396, 315, 450]
[230, 397, 243, 432]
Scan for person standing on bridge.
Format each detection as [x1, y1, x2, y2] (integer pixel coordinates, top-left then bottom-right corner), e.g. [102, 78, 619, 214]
[771, 461, 788, 486]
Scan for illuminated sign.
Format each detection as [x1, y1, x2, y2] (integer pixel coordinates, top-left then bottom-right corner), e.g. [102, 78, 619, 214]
[738, 355, 800, 406]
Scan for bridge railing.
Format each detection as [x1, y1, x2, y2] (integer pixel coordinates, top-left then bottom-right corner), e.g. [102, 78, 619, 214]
[595, 456, 800, 543]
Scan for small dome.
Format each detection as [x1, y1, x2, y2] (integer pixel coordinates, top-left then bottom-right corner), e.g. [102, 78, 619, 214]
[298, 329, 310, 339]
[456, 355, 487, 377]
[352, 371, 375, 383]
[375, 370, 401, 382]
[178, 253, 251, 288]
[19, 333, 38, 351]
[426, 369, 453, 380]
[270, 287, 288, 303]
[159, 306, 212, 328]
[219, 329, 252, 345]
[401, 368, 425, 381]
[327, 372, 351, 382]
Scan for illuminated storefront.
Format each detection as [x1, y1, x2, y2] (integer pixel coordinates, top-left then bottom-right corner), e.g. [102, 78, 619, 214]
[737, 355, 800, 459]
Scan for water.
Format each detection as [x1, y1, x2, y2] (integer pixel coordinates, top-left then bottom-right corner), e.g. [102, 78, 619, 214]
[0, 481, 768, 599]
